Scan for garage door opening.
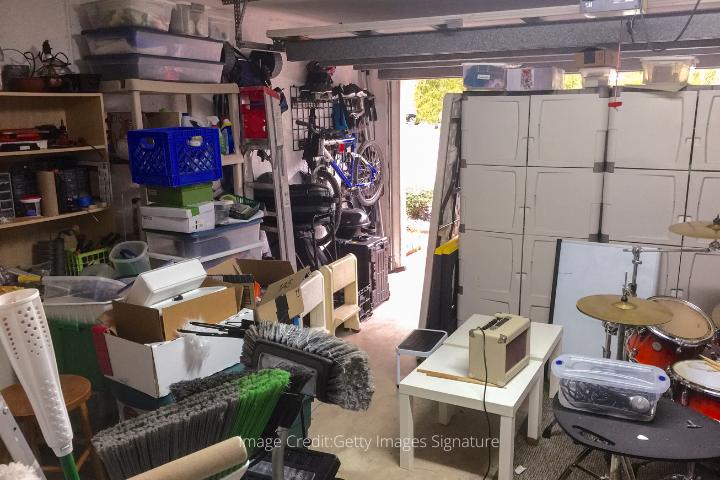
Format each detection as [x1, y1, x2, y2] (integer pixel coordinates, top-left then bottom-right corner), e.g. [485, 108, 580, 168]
[379, 79, 461, 328]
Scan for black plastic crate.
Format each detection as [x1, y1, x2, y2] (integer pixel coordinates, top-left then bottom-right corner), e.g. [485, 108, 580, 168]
[337, 235, 390, 308]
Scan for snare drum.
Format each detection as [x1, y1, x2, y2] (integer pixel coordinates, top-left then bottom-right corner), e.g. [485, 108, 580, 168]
[626, 297, 715, 371]
[670, 360, 720, 421]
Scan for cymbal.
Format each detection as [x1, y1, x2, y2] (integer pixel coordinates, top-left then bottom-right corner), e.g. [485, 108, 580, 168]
[577, 295, 673, 326]
[669, 217, 720, 239]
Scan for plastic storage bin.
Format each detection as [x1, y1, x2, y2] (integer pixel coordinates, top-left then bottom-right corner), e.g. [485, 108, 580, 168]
[170, 3, 209, 37]
[127, 127, 222, 187]
[580, 67, 618, 88]
[146, 182, 213, 206]
[145, 218, 262, 259]
[48, 319, 107, 392]
[641, 56, 697, 84]
[463, 64, 506, 90]
[506, 67, 564, 91]
[81, 0, 173, 31]
[66, 247, 110, 275]
[86, 54, 223, 83]
[208, 14, 234, 42]
[43, 276, 126, 324]
[110, 241, 151, 276]
[552, 354, 670, 421]
[83, 27, 223, 61]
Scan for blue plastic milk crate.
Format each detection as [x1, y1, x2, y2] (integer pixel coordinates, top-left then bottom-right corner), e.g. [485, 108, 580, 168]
[128, 127, 222, 187]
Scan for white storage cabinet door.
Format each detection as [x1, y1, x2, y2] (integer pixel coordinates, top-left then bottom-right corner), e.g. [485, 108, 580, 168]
[607, 91, 697, 170]
[692, 90, 720, 171]
[685, 171, 720, 248]
[525, 167, 602, 238]
[520, 235, 562, 324]
[461, 96, 530, 166]
[458, 231, 522, 320]
[528, 94, 608, 168]
[461, 165, 526, 234]
[602, 169, 689, 245]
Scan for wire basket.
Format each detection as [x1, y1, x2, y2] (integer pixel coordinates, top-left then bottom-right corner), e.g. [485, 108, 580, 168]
[66, 248, 110, 276]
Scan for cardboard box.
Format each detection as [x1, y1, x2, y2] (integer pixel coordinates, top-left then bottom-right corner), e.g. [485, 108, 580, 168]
[113, 286, 237, 344]
[104, 331, 243, 398]
[575, 47, 619, 69]
[207, 259, 309, 322]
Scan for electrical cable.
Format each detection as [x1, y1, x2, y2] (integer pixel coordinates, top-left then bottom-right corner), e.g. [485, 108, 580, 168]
[480, 328, 492, 480]
[630, 0, 702, 52]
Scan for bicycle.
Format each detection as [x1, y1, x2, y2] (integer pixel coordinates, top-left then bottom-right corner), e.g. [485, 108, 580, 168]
[297, 119, 385, 209]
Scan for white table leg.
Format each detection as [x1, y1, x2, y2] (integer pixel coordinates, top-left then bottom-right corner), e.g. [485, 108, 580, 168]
[527, 376, 542, 441]
[396, 353, 401, 386]
[498, 415, 516, 480]
[549, 342, 562, 398]
[399, 393, 414, 470]
[438, 403, 455, 425]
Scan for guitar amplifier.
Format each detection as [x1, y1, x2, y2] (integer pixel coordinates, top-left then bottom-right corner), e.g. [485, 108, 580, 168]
[468, 314, 530, 387]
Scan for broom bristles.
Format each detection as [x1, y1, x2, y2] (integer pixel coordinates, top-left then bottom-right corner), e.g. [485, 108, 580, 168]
[241, 323, 374, 411]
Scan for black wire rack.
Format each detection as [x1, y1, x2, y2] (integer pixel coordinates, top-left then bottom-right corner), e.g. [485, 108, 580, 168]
[290, 85, 334, 151]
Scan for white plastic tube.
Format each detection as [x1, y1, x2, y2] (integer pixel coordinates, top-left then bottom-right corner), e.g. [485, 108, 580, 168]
[0, 289, 73, 457]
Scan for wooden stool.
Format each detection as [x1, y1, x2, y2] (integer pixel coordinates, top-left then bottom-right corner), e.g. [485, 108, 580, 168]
[2, 374, 106, 480]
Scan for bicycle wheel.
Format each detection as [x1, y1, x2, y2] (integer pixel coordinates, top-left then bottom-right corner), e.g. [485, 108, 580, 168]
[353, 140, 386, 206]
[314, 168, 342, 244]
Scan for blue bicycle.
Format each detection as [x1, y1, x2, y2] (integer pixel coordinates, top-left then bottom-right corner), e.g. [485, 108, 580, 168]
[297, 120, 385, 208]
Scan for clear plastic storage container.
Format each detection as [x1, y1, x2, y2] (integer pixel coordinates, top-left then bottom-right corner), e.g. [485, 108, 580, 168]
[81, 0, 173, 31]
[145, 218, 262, 258]
[463, 64, 506, 90]
[580, 67, 618, 88]
[110, 241, 152, 277]
[170, 3, 209, 37]
[86, 54, 223, 83]
[43, 276, 127, 324]
[208, 14, 234, 42]
[552, 354, 671, 421]
[641, 56, 697, 84]
[83, 27, 223, 61]
[506, 67, 565, 91]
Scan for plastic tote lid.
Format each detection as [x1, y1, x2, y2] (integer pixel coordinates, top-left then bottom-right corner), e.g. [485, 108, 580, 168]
[551, 354, 671, 395]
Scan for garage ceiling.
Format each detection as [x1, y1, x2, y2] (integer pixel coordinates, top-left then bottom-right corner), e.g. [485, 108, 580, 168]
[250, 0, 573, 23]
[254, 0, 720, 77]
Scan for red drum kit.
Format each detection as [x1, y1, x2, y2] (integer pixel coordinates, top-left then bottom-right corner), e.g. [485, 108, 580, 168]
[578, 217, 720, 421]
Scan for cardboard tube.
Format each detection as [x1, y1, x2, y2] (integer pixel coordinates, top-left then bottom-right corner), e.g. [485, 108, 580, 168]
[130, 437, 248, 480]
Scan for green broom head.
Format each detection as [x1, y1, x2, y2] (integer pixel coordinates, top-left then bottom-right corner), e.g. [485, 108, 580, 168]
[241, 322, 374, 411]
[93, 369, 290, 480]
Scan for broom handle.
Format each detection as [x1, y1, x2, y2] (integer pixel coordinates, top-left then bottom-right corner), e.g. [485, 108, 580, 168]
[130, 437, 248, 480]
[60, 454, 80, 480]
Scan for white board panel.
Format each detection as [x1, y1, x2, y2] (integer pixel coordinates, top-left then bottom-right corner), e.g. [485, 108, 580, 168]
[552, 240, 660, 359]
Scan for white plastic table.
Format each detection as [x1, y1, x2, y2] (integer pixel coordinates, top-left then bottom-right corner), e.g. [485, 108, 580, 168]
[445, 315, 564, 397]
[398, 317, 563, 480]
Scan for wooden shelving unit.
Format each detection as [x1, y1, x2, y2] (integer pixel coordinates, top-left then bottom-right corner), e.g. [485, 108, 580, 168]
[0, 145, 106, 159]
[100, 79, 244, 194]
[0, 91, 113, 267]
[0, 207, 109, 230]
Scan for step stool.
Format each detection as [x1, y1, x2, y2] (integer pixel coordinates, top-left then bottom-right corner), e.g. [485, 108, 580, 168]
[300, 270, 327, 332]
[396, 329, 448, 386]
[320, 254, 361, 335]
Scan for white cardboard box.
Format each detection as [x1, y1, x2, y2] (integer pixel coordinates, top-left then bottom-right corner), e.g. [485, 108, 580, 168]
[141, 202, 215, 233]
[104, 330, 243, 397]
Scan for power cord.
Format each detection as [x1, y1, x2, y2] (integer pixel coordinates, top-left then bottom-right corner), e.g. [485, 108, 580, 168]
[479, 327, 492, 480]
[627, 0, 702, 52]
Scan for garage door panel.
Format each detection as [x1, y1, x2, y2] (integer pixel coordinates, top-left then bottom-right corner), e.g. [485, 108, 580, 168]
[461, 165, 526, 234]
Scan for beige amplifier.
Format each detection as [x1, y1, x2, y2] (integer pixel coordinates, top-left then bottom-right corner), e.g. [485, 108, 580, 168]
[469, 314, 531, 387]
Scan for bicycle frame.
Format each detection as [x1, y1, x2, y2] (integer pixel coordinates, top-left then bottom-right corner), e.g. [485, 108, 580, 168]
[315, 136, 377, 189]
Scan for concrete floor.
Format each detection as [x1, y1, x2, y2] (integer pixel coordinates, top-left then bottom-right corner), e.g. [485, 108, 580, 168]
[310, 252, 499, 480]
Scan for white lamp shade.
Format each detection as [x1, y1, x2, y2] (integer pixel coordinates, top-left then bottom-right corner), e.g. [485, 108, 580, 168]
[0, 289, 73, 457]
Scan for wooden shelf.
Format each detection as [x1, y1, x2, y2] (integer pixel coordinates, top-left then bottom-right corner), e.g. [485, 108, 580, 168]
[101, 79, 239, 95]
[0, 145, 107, 159]
[0, 207, 109, 230]
[221, 153, 243, 166]
[0, 92, 103, 98]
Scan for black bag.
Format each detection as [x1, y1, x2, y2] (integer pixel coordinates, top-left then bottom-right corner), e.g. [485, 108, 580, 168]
[290, 183, 335, 224]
